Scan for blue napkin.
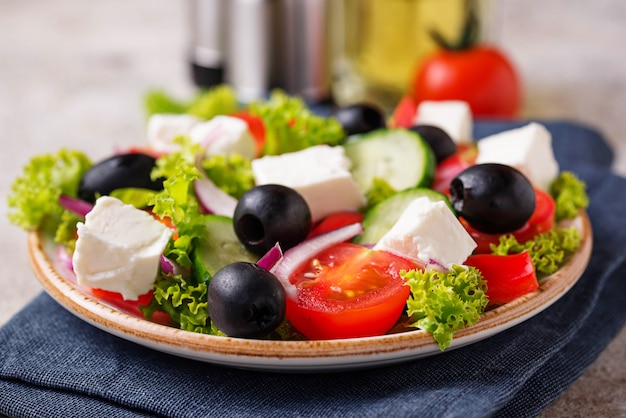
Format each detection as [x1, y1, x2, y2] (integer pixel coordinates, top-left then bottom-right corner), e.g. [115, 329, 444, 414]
[1, 121, 625, 418]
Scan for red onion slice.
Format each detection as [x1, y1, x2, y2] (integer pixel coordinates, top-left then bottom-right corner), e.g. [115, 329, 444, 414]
[274, 223, 363, 299]
[59, 195, 93, 217]
[193, 178, 238, 217]
[256, 243, 283, 273]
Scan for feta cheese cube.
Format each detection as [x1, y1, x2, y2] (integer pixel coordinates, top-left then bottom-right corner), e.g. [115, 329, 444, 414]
[146, 114, 201, 153]
[374, 197, 476, 268]
[72, 196, 173, 300]
[251, 145, 366, 222]
[475, 122, 559, 190]
[189, 115, 256, 159]
[413, 100, 473, 143]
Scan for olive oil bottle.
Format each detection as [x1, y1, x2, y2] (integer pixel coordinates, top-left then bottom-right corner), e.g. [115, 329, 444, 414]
[331, 0, 469, 109]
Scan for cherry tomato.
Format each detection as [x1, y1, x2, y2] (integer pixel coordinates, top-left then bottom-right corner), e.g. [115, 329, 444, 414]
[462, 188, 556, 253]
[411, 45, 521, 118]
[389, 95, 418, 128]
[89, 288, 173, 325]
[307, 211, 365, 239]
[286, 243, 417, 340]
[230, 110, 266, 157]
[465, 251, 538, 306]
[431, 144, 477, 194]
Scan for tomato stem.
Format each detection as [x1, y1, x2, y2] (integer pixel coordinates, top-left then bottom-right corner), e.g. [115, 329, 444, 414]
[429, 0, 480, 51]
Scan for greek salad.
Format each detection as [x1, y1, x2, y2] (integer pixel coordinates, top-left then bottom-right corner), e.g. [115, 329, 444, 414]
[8, 87, 588, 350]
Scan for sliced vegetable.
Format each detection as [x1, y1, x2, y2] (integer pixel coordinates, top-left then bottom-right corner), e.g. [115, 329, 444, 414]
[431, 145, 476, 195]
[194, 177, 238, 217]
[274, 223, 364, 299]
[308, 211, 365, 239]
[465, 252, 538, 306]
[287, 243, 416, 340]
[90, 288, 173, 325]
[389, 95, 418, 128]
[343, 128, 436, 195]
[230, 110, 267, 157]
[192, 215, 258, 284]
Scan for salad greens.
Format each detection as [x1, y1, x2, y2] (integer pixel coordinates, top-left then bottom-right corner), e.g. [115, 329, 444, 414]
[491, 227, 582, 276]
[7, 86, 592, 349]
[201, 153, 254, 200]
[365, 177, 397, 209]
[550, 171, 589, 221]
[7, 149, 92, 248]
[247, 90, 345, 155]
[144, 85, 238, 120]
[149, 136, 208, 266]
[403, 265, 488, 350]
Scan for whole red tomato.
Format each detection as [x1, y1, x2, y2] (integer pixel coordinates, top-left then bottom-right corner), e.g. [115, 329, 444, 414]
[411, 46, 521, 118]
[410, 1, 521, 118]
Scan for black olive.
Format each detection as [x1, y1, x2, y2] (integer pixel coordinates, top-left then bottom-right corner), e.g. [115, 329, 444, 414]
[333, 103, 386, 136]
[449, 163, 536, 234]
[409, 124, 456, 163]
[77, 153, 163, 203]
[233, 184, 311, 255]
[208, 262, 286, 338]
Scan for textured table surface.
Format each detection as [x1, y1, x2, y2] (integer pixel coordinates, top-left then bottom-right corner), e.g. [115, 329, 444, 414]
[0, 1, 624, 417]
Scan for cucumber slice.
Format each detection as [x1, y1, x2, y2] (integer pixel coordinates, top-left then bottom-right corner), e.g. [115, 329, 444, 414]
[192, 214, 258, 283]
[343, 128, 436, 194]
[353, 188, 451, 245]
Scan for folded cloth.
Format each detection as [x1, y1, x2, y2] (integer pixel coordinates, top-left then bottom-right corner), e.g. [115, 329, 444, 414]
[1, 121, 625, 418]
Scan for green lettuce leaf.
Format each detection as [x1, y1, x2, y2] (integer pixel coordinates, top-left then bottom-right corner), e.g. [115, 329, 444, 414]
[550, 171, 589, 221]
[144, 85, 238, 120]
[365, 177, 397, 209]
[490, 227, 582, 276]
[7, 149, 92, 230]
[141, 273, 216, 334]
[149, 136, 208, 266]
[248, 90, 345, 155]
[403, 265, 488, 350]
[201, 153, 254, 199]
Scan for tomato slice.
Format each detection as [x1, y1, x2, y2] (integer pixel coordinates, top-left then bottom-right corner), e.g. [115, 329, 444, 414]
[230, 110, 266, 157]
[465, 251, 538, 306]
[287, 243, 416, 340]
[431, 145, 476, 194]
[89, 288, 172, 325]
[389, 95, 418, 128]
[307, 211, 365, 239]
[462, 188, 556, 253]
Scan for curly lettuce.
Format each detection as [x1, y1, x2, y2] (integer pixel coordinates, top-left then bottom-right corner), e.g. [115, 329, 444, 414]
[403, 265, 488, 350]
[141, 273, 217, 334]
[550, 171, 589, 221]
[248, 90, 345, 155]
[149, 136, 208, 266]
[365, 177, 397, 210]
[144, 85, 238, 120]
[490, 227, 582, 276]
[7, 149, 92, 248]
[201, 153, 254, 199]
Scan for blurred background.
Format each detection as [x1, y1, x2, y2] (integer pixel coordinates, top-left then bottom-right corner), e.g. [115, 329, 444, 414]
[0, 1, 624, 416]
